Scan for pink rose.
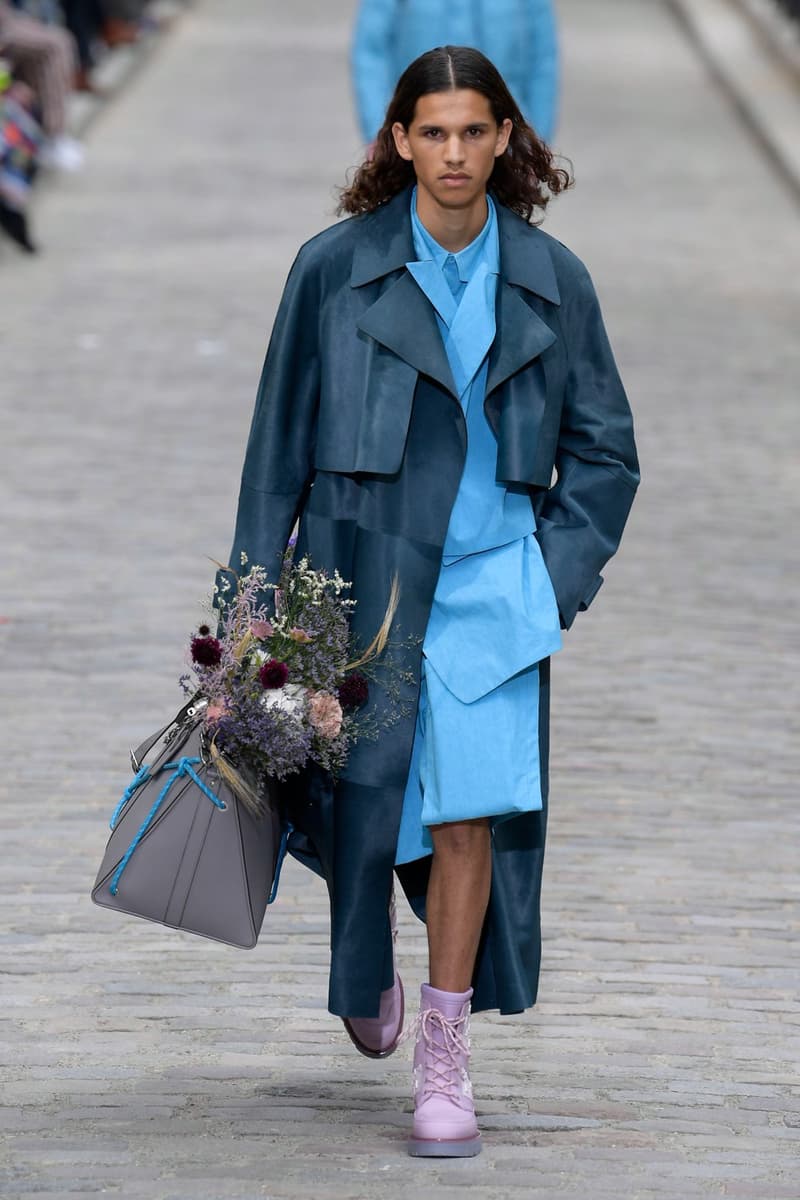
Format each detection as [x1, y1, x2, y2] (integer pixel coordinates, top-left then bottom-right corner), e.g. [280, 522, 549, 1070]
[251, 619, 274, 639]
[308, 691, 343, 739]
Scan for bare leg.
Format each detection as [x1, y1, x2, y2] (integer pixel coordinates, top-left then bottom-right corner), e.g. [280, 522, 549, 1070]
[426, 818, 491, 992]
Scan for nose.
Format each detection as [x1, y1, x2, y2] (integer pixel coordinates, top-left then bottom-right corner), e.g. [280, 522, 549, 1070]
[444, 135, 466, 165]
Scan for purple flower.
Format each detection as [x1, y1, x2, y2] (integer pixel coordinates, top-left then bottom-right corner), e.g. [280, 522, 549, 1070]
[338, 672, 369, 710]
[191, 635, 222, 667]
[259, 659, 289, 690]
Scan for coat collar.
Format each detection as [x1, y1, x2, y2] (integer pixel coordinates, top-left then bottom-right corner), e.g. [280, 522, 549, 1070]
[352, 187, 559, 400]
[350, 186, 561, 305]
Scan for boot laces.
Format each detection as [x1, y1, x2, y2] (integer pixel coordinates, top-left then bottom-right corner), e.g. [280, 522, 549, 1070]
[407, 1007, 472, 1103]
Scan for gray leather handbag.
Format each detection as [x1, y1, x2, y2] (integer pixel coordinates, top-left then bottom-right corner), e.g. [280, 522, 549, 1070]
[91, 698, 285, 949]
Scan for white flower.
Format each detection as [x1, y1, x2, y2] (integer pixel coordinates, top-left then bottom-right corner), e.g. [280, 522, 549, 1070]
[260, 683, 306, 719]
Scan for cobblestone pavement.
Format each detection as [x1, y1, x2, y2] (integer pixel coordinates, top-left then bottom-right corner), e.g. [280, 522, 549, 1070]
[1, 1, 799, 1196]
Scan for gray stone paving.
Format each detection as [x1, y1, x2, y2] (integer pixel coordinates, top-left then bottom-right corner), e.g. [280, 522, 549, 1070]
[1, 0, 799, 1196]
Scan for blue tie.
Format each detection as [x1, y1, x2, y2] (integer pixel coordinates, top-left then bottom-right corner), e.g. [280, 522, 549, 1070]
[443, 254, 462, 299]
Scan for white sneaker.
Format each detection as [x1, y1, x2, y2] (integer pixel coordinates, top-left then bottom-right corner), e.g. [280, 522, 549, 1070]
[39, 136, 85, 172]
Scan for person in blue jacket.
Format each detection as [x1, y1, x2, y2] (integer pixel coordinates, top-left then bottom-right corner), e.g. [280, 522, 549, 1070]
[223, 46, 638, 1158]
[351, 0, 559, 144]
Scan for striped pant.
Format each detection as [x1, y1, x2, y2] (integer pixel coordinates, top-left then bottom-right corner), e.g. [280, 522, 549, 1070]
[0, 6, 76, 136]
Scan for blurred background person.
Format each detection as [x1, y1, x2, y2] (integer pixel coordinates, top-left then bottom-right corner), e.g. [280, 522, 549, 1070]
[61, 0, 145, 92]
[351, 0, 559, 147]
[98, 0, 144, 48]
[0, 0, 83, 168]
[0, 71, 40, 250]
[60, 0, 108, 92]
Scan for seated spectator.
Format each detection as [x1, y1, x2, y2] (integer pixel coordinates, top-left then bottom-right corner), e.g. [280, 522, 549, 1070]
[0, 0, 84, 169]
[101, 0, 144, 48]
[60, 0, 105, 92]
[0, 75, 41, 250]
[60, 0, 144, 92]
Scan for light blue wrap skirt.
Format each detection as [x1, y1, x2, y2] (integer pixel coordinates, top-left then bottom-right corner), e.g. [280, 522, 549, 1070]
[395, 655, 543, 865]
[394, 533, 561, 866]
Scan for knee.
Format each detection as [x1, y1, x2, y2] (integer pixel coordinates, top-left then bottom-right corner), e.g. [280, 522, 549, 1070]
[430, 818, 490, 858]
[13, 37, 50, 68]
[33, 26, 73, 62]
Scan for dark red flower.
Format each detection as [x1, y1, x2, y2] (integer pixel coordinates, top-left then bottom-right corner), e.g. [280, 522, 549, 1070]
[198, 624, 211, 636]
[338, 671, 369, 710]
[191, 635, 222, 667]
[259, 659, 289, 690]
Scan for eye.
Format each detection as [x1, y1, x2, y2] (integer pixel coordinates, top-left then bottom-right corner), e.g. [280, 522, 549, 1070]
[466, 127, 483, 138]
[423, 128, 442, 139]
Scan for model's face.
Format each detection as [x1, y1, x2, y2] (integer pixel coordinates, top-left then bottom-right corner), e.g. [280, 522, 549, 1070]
[392, 89, 512, 211]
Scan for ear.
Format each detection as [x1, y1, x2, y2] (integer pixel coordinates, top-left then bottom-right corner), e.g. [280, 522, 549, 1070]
[391, 122, 413, 162]
[494, 118, 513, 158]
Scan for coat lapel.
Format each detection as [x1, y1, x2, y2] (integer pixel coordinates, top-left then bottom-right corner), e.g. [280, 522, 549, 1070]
[356, 269, 458, 399]
[486, 282, 557, 396]
[352, 190, 458, 397]
[351, 188, 562, 402]
[486, 205, 561, 396]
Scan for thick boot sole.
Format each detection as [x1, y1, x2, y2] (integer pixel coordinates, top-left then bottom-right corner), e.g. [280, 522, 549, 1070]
[341, 975, 404, 1059]
[408, 1134, 481, 1158]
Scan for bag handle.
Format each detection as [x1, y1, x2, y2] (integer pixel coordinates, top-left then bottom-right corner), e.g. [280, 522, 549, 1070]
[130, 694, 206, 770]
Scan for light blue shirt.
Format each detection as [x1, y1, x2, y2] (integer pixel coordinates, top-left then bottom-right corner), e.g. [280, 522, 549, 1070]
[406, 189, 562, 702]
[408, 191, 535, 562]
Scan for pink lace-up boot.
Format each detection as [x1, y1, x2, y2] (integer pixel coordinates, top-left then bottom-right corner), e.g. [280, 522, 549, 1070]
[342, 889, 404, 1058]
[408, 983, 481, 1157]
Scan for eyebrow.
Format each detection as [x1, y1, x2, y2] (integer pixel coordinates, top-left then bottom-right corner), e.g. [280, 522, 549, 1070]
[416, 122, 491, 132]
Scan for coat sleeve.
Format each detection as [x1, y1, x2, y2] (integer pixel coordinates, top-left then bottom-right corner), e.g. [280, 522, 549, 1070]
[216, 248, 321, 608]
[535, 264, 639, 629]
[350, 0, 398, 143]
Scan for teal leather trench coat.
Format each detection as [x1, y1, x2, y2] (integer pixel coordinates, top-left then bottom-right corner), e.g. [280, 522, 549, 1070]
[224, 187, 639, 1019]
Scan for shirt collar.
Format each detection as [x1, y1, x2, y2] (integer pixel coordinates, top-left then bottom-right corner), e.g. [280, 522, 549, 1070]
[410, 187, 499, 282]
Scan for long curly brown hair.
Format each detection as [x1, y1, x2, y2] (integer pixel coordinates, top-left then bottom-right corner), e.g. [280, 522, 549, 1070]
[339, 46, 572, 224]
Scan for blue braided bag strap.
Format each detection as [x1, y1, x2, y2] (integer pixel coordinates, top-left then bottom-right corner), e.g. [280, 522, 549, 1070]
[108, 756, 226, 897]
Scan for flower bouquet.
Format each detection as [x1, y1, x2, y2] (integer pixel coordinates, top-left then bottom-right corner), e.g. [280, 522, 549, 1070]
[91, 551, 400, 949]
[183, 552, 397, 816]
